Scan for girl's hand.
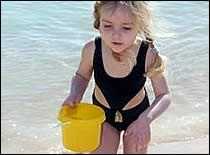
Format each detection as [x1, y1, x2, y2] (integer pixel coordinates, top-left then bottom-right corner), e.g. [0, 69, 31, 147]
[62, 72, 89, 107]
[124, 116, 151, 151]
[62, 94, 81, 107]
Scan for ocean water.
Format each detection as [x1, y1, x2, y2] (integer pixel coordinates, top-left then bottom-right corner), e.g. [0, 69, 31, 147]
[1, 1, 209, 153]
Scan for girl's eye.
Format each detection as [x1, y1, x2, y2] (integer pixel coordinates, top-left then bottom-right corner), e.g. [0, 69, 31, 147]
[104, 25, 112, 28]
[123, 27, 132, 30]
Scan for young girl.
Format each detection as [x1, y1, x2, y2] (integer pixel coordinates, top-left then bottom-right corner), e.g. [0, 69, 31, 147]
[63, 1, 171, 154]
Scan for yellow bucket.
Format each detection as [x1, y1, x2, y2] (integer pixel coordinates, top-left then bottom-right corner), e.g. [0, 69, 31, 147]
[57, 103, 105, 153]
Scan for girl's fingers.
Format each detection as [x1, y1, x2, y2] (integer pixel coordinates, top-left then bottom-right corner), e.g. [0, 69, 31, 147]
[124, 126, 134, 136]
[125, 125, 151, 152]
[125, 120, 137, 136]
[137, 136, 145, 152]
[145, 132, 151, 144]
[143, 128, 151, 144]
[136, 133, 148, 151]
[124, 129, 132, 136]
[62, 101, 75, 107]
[136, 135, 141, 151]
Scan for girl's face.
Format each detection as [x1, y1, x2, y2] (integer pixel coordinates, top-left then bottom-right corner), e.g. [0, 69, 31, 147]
[99, 4, 138, 53]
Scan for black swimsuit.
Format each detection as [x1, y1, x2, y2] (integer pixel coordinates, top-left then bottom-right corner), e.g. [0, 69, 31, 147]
[92, 37, 150, 131]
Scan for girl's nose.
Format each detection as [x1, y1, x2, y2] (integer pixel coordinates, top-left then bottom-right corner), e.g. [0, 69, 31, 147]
[112, 29, 122, 40]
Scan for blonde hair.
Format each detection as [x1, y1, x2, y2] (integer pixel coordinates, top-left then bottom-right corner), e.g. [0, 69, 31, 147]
[145, 50, 167, 78]
[94, 1, 154, 41]
[93, 1, 166, 77]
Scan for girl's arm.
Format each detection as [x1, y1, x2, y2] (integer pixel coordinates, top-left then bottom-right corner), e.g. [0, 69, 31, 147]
[141, 73, 171, 124]
[76, 40, 95, 80]
[124, 44, 171, 148]
[140, 44, 172, 123]
[63, 40, 95, 106]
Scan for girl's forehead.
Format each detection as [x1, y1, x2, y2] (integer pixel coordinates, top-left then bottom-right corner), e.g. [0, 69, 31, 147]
[100, 3, 135, 23]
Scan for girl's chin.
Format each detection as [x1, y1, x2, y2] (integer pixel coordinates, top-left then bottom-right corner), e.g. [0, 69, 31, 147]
[111, 47, 125, 54]
[111, 50, 123, 54]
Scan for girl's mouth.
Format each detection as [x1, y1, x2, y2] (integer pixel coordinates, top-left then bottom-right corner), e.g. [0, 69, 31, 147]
[112, 42, 123, 46]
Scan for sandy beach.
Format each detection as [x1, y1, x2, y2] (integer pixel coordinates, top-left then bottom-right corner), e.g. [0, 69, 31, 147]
[118, 137, 209, 154]
[117, 136, 209, 154]
[148, 136, 209, 154]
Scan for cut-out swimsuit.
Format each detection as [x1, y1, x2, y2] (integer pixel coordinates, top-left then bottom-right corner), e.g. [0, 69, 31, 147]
[92, 37, 150, 131]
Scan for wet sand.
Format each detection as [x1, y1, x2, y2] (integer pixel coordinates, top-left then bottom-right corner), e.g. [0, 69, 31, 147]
[117, 136, 209, 154]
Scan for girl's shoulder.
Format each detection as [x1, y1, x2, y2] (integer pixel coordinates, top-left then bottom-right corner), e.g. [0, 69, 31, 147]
[81, 38, 96, 58]
[79, 38, 96, 68]
[82, 38, 95, 52]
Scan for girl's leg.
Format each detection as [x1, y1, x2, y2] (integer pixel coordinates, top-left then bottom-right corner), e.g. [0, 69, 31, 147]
[90, 122, 120, 154]
[123, 132, 149, 154]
